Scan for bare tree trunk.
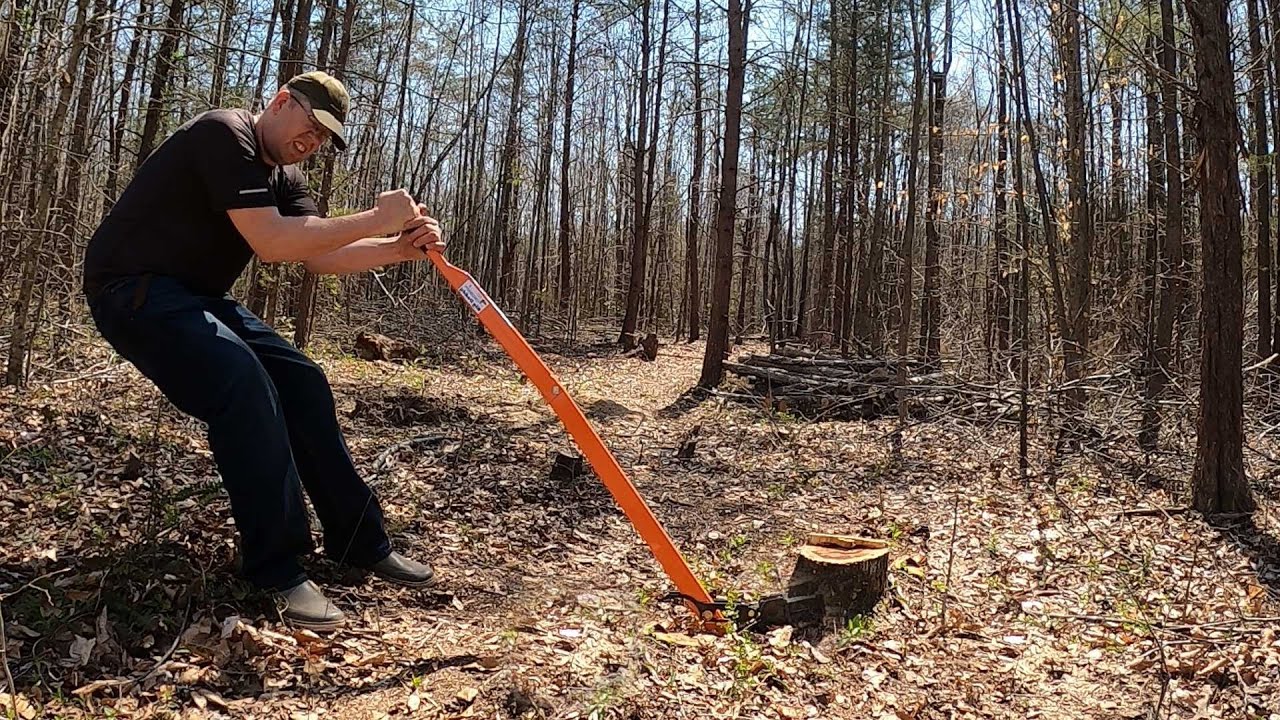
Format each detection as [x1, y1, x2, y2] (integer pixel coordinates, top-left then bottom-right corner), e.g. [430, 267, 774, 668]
[812, 2, 838, 339]
[1270, 0, 1280, 352]
[295, 0, 355, 350]
[1250, 0, 1272, 359]
[641, 0, 671, 334]
[699, 0, 748, 387]
[684, 0, 704, 341]
[920, 69, 944, 366]
[105, 0, 147, 208]
[837, 0, 860, 354]
[1059, 0, 1092, 411]
[785, 0, 814, 340]
[920, 0, 950, 368]
[49, 0, 108, 357]
[852, 7, 892, 349]
[260, 0, 312, 326]
[1186, 0, 1255, 514]
[135, 0, 187, 168]
[620, 0, 652, 348]
[1108, 78, 1129, 308]
[895, 0, 928, 441]
[494, 0, 529, 305]
[1008, 0, 1069, 342]
[797, 120, 817, 339]
[210, 0, 235, 106]
[1140, 0, 1185, 450]
[388, 0, 411, 184]
[6, 0, 92, 385]
[243, 0, 284, 315]
[251, 0, 281, 111]
[1139, 27, 1163, 436]
[988, 0, 1010, 364]
[556, 0, 581, 314]
[735, 150, 758, 343]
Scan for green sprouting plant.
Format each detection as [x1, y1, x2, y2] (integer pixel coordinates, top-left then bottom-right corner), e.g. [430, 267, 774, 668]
[838, 614, 875, 645]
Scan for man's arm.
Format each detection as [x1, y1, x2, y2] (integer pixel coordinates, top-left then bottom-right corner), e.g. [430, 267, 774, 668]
[302, 237, 403, 275]
[228, 189, 417, 263]
[303, 209, 445, 275]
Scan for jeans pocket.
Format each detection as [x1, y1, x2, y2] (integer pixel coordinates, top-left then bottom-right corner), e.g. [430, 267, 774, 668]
[92, 277, 143, 325]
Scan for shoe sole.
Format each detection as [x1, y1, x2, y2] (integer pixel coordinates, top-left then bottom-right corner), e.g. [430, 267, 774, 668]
[284, 614, 345, 632]
[375, 573, 438, 589]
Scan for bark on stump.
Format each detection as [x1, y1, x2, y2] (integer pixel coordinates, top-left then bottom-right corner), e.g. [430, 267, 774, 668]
[550, 451, 586, 482]
[622, 332, 659, 361]
[788, 534, 889, 620]
[640, 332, 659, 361]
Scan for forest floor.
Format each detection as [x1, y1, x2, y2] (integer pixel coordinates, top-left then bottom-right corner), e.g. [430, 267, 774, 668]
[2, 331, 1279, 720]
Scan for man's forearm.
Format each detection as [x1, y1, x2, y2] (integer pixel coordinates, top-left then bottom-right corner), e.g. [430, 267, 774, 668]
[266, 210, 391, 262]
[301, 237, 405, 275]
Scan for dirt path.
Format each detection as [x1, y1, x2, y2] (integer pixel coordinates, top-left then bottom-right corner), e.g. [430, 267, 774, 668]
[1, 340, 1277, 719]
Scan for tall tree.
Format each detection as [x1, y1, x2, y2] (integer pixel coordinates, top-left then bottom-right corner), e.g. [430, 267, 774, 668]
[620, 0, 653, 348]
[495, 0, 530, 305]
[556, 0, 581, 313]
[104, 0, 149, 208]
[987, 0, 1010, 363]
[920, 0, 951, 368]
[5, 0, 93, 385]
[1249, 0, 1272, 359]
[1140, 0, 1185, 450]
[1186, 0, 1256, 514]
[135, 0, 188, 168]
[700, 0, 749, 387]
[210, 0, 236, 106]
[684, 0, 705, 341]
[295, 0, 356, 350]
[1055, 0, 1091, 409]
[811, 0, 838, 338]
[895, 0, 928, 435]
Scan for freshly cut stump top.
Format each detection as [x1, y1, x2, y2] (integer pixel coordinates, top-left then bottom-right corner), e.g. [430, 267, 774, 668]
[790, 534, 889, 621]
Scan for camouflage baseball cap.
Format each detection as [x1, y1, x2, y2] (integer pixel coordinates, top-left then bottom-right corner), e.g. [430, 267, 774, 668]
[286, 71, 349, 150]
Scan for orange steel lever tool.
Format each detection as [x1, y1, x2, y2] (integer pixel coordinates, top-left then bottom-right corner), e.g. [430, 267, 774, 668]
[425, 250, 715, 612]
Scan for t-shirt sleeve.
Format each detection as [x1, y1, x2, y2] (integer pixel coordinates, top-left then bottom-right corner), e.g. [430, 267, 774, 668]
[191, 113, 277, 211]
[279, 167, 321, 218]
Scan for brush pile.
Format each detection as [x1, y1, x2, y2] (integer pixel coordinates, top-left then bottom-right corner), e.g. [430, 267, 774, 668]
[724, 345, 1021, 421]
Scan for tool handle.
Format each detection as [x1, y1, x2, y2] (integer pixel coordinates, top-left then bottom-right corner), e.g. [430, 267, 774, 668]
[425, 250, 713, 605]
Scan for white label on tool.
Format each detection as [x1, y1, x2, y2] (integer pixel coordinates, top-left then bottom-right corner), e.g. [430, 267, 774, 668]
[459, 280, 488, 314]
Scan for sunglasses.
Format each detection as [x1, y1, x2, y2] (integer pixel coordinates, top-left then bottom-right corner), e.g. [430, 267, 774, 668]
[287, 91, 333, 144]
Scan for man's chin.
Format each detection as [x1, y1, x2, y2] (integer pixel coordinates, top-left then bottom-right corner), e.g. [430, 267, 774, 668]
[261, 144, 283, 166]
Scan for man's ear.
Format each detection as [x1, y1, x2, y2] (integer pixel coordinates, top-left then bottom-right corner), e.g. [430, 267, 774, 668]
[267, 89, 290, 113]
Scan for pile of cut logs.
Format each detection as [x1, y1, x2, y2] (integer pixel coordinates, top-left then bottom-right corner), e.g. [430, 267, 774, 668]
[724, 345, 1020, 421]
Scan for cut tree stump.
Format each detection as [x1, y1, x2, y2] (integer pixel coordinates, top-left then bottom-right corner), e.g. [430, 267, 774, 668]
[788, 534, 889, 620]
[550, 451, 586, 482]
[640, 332, 659, 361]
[354, 331, 421, 362]
[622, 332, 660, 361]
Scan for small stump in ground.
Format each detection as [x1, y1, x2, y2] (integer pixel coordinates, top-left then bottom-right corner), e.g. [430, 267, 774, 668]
[621, 332, 659, 361]
[639, 332, 659, 361]
[789, 533, 888, 621]
[550, 451, 586, 482]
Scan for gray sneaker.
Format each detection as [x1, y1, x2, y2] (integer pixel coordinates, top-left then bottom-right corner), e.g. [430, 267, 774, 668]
[274, 580, 345, 631]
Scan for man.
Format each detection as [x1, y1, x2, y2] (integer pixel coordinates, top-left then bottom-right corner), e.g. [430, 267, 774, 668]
[83, 71, 442, 630]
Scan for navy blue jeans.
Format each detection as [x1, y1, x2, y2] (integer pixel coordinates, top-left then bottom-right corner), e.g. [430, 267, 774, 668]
[88, 275, 391, 590]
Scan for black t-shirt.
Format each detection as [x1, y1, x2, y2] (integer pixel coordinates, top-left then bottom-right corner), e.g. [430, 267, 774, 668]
[83, 108, 319, 299]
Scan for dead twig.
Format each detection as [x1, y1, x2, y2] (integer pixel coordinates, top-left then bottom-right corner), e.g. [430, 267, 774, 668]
[1117, 506, 1191, 518]
[0, 568, 71, 603]
[0, 600, 18, 717]
[936, 482, 962, 636]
